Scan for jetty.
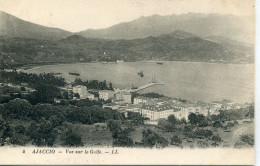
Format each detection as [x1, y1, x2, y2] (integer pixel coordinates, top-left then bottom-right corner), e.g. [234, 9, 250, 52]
[130, 82, 164, 92]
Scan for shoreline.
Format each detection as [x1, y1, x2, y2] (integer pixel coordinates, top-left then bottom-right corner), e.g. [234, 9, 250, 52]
[16, 60, 254, 71]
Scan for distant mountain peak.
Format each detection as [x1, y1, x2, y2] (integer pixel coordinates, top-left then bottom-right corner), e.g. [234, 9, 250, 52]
[77, 13, 253, 43]
[0, 11, 72, 40]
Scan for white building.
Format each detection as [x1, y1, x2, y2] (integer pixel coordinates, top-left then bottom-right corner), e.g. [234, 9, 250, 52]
[141, 105, 175, 120]
[115, 91, 132, 103]
[73, 85, 88, 98]
[85, 93, 95, 100]
[133, 97, 148, 105]
[99, 90, 115, 101]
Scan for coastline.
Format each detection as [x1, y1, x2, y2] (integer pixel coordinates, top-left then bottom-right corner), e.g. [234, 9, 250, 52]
[16, 60, 254, 71]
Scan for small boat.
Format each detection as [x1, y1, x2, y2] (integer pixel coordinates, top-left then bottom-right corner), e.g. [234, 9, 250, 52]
[156, 61, 163, 65]
[138, 70, 144, 77]
[69, 72, 80, 76]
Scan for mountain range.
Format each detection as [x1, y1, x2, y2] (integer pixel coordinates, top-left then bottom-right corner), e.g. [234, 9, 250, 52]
[0, 11, 72, 40]
[0, 11, 254, 68]
[77, 13, 254, 43]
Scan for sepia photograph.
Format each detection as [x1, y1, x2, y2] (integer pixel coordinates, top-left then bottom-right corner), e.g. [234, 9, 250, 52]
[0, 0, 256, 165]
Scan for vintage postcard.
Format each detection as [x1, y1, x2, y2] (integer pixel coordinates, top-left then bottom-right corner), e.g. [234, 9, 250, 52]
[0, 0, 255, 165]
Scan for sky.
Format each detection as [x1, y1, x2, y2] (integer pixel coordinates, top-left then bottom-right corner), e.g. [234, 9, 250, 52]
[0, 0, 255, 32]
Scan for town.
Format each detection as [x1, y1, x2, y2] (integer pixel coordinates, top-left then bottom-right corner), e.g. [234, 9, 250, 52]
[0, 70, 254, 148]
[57, 78, 249, 124]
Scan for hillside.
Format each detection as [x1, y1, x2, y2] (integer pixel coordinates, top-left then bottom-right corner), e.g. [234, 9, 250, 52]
[0, 31, 253, 68]
[0, 11, 72, 40]
[77, 13, 253, 43]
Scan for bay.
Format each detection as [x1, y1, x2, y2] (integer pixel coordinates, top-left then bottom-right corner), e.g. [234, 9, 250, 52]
[25, 61, 254, 103]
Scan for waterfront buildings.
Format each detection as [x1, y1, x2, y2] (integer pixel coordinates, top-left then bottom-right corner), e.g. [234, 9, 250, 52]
[109, 96, 223, 121]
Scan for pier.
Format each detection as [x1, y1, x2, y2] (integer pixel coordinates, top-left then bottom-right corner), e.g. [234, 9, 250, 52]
[130, 82, 164, 92]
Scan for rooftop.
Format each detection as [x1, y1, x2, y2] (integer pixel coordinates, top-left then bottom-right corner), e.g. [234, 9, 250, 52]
[99, 90, 114, 93]
[142, 104, 175, 111]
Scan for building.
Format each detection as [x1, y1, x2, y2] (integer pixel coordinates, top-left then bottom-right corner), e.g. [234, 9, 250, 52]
[141, 105, 175, 120]
[72, 85, 88, 99]
[99, 90, 115, 101]
[85, 93, 95, 100]
[133, 97, 148, 105]
[122, 93, 132, 103]
[115, 91, 132, 103]
[133, 96, 159, 105]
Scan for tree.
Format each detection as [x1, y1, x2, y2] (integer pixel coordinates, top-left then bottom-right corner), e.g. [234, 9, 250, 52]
[211, 135, 222, 146]
[188, 113, 207, 126]
[183, 125, 194, 137]
[63, 131, 83, 146]
[213, 121, 222, 128]
[194, 129, 213, 139]
[112, 129, 134, 147]
[127, 112, 143, 125]
[158, 119, 176, 132]
[167, 115, 178, 125]
[142, 129, 168, 148]
[170, 135, 182, 147]
[3, 98, 32, 119]
[240, 134, 254, 147]
[157, 136, 169, 148]
[74, 78, 83, 85]
[34, 84, 61, 104]
[74, 93, 80, 99]
[246, 105, 254, 119]
[27, 119, 57, 146]
[63, 91, 69, 100]
[180, 118, 187, 126]
[197, 140, 209, 148]
[188, 113, 198, 125]
[107, 120, 122, 138]
[109, 82, 113, 90]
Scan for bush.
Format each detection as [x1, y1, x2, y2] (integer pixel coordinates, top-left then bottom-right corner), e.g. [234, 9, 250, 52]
[211, 135, 222, 146]
[63, 131, 83, 147]
[197, 140, 209, 148]
[112, 129, 134, 147]
[170, 135, 182, 146]
[142, 129, 169, 148]
[194, 129, 213, 139]
[240, 134, 254, 147]
[213, 121, 222, 128]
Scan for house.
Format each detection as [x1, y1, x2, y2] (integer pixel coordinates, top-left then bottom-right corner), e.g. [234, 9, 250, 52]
[115, 91, 132, 103]
[72, 85, 88, 99]
[85, 93, 95, 100]
[99, 90, 115, 101]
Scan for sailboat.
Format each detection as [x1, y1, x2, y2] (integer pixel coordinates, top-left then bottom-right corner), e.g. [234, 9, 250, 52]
[138, 70, 144, 77]
[151, 75, 157, 83]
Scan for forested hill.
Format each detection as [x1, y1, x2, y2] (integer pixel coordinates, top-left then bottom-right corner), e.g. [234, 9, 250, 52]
[0, 31, 253, 66]
[0, 30, 254, 68]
